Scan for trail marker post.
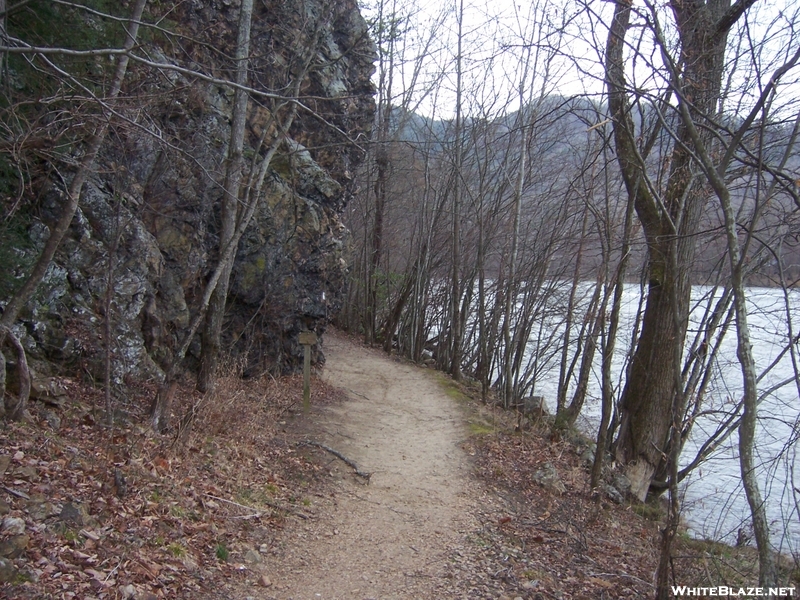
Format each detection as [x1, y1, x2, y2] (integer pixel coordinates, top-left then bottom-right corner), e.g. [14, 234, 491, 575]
[298, 330, 317, 414]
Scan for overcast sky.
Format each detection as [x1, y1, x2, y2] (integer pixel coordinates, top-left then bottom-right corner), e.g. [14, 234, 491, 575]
[358, 0, 800, 121]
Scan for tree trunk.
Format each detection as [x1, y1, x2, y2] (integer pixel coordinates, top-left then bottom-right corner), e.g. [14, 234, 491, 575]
[448, 0, 465, 381]
[557, 208, 589, 415]
[0, 0, 6, 84]
[591, 179, 635, 490]
[678, 72, 779, 594]
[367, 144, 388, 345]
[560, 277, 603, 427]
[613, 250, 687, 500]
[198, 0, 253, 392]
[0, 326, 29, 420]
[606, 0, 743, 501]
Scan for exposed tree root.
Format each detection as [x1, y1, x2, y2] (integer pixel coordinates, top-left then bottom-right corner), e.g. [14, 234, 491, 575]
[1, 325, 30, 420]
[300, 440, 372, 481]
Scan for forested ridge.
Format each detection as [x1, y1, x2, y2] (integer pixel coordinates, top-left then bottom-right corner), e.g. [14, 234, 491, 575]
[1, 0, 800, 598]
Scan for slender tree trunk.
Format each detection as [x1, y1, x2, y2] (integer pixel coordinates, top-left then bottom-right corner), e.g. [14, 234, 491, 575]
[592, 180, 634, 490]
[368, 144, 387, 345]
[0, 326, 29, 420]
[448, 0, 465, 381]
[477, 220, 489, 401]
[501, 128, 525, 406]
[103, 196, 124, 426]
[557, 208, 588, 414]
[382, 261, 414, 353]
[500, 38, 536, 406]
[561, 276, 603, 426]
[366, 0, 394, 346]
[688, 105, 779, 593]
[0, 0, 6, 85]
[655, 405, 682, 600]
[198, 0, 253, 392]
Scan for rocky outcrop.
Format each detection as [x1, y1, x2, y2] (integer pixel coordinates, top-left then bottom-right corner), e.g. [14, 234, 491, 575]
[2, 0, 375, 383]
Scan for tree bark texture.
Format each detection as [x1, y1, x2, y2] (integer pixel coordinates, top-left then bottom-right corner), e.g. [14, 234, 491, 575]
[198, 0, 254, 392]
[606, 0, 745, 501]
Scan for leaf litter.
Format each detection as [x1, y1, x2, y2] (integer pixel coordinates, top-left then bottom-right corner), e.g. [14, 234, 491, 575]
[0, 371, 344, 599]
[1, 333, 788, 599]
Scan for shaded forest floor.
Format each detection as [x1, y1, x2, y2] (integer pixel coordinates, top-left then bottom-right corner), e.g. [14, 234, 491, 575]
[0, 329, 791, 599]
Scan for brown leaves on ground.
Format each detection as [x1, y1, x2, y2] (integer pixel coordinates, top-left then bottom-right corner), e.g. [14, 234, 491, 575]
[461, 412, 661, 599]
[4, 364, 790, 600]
[459, 406, 800, 598]
[0, 372, 345, 599]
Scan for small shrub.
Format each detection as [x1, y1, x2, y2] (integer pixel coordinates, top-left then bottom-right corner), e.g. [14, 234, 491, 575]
[631, 501, 663, 521]
[63, 529, 80, 543]
[468, 421, 495, 435]
[215, 543, 229, 561]
[167, 543, 186, 558]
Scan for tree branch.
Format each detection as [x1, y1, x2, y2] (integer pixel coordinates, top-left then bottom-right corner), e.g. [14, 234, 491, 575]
[714, 0, 758, 40]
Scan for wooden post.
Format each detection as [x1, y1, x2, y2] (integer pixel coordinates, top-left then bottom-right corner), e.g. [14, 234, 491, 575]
[298, 331, 317, 414]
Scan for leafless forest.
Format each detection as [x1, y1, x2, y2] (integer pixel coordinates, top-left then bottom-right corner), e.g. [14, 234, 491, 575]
[338, 0, 800, 593]
[1, 0, 799, 596]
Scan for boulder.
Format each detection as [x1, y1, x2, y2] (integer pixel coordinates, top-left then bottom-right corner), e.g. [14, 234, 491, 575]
[0, 534, 29, 558]
[532, 462, 567, 495]
[1, 516, 26, 536]
[0, 557, 16, 583]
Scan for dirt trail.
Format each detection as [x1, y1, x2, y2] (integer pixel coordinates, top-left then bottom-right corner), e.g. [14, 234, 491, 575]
[262, 330, 482, 599]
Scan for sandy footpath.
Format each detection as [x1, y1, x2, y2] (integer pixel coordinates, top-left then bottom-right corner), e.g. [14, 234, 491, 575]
[260, 329, 481, 599]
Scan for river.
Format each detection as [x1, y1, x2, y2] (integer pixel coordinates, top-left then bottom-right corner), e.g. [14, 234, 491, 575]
[526, 284, 800, 552]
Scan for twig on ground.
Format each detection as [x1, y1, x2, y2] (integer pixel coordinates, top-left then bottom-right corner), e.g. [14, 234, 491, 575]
[589, 571, 656, 588]
[299, 440, 372, 481]
[204, 492, 310, 520]
[2, 485, 30, 499]
[345, 388, 371, 401]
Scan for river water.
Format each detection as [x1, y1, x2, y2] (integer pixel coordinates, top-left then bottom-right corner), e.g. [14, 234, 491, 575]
[526, 284, 800, 553]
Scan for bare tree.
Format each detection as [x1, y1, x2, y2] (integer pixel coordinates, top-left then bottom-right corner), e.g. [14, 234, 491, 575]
[198, 0, 254, 393]
[603, 0, 800, 590]
[605, 0, 758, 502]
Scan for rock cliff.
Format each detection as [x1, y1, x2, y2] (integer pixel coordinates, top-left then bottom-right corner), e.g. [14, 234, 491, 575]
[1, 0, 375, 383]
